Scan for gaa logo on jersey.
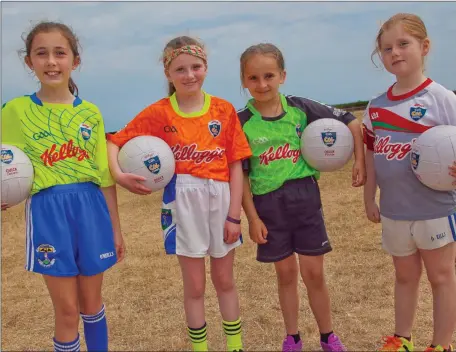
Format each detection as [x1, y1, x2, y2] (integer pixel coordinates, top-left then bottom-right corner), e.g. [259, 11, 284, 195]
[79, 123, 92, 141]
[1, 149, 14, 164]
[143, 154, 161, 174]
[161, 209, 173, 230]
[36, 244, 56, 268]
[410, 104, 427, 121]
[321, 132, 337, 147]
[296, 124, 302, 138]
[208, 120, 221, 138]
[411, 151, 420, 170]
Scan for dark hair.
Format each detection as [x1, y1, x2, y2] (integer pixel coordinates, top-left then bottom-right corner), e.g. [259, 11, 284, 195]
[20, 21, 81, 96]
[240, 43, 285, 86]
[161, 36, 205, 96]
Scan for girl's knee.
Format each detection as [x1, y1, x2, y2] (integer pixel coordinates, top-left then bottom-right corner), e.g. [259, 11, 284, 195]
[211, 272, 235, 293]
[276, 264, 298, 286]
[55, 303, 79, 328]
[427, 266, 455, 287]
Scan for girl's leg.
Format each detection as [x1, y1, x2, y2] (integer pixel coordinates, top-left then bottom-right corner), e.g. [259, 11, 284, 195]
[392, 253, 422, 339]
[178, 255, 207, 351]
[210, 249, 243, 351]
[78, 273, 107, 352]
[273, 255, 300, 336]
[421, 242, 456, 349]
[43, 275, 81, 352]
[298, 254, 345, 351]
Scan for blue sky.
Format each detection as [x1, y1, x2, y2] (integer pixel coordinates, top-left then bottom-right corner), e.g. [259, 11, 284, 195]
[2, 1, 456, 132]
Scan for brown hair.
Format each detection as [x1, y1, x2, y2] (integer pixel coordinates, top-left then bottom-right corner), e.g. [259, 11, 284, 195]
[20, 21, 81, 96]
[371, 13, 429, 67]
[240, 43, 285, 86]
[161, 36, 206, 96]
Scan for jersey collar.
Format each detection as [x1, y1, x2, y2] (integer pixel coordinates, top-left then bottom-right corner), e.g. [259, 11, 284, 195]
[29, 92, 83, 107]
[387, 78, 433, 101]
[246, 93, 288, 120]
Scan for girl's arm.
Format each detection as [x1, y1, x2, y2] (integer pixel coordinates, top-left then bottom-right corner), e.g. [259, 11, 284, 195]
[227, 160, 244, 220]
[101, 185, 125, 262]
[347, 119, 367, 187]
[364, 148, 381, 223]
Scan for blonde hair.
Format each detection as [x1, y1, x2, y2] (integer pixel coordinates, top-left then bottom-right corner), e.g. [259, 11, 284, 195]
[371, 13, 429, 67]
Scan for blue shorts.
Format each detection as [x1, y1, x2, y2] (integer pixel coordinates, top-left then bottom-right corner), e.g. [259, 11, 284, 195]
[25, 182, 117, 277]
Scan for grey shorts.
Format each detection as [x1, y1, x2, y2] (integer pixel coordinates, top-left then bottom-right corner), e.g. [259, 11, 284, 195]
[253, 176, 332, 263]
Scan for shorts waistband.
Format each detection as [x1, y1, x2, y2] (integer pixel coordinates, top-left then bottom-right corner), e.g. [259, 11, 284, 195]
[35, 182, 99, 195]
[176, 174, 227, 186]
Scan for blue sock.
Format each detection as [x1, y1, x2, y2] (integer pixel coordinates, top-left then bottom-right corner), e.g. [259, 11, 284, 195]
[53, 333, 80, 352]
[81, 304, 108, 351]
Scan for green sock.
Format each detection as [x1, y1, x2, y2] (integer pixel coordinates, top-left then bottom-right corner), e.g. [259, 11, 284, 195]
[222, 317, 243, 351]
[187, 323, 208, 351]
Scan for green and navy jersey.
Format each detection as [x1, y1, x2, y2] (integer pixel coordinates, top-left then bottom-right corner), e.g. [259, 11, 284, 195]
[363, 79, 456, 220]
[1, 93, 114, 195]
[238, 93, 355, 195]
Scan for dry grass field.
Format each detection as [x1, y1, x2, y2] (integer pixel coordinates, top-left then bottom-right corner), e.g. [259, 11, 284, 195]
[2, 111, 454, 351]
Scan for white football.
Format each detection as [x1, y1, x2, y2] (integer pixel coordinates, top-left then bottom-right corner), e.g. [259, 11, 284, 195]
[300, 118, 354, 172]
[118, 136, 175, 192]
[410, 125, 456, 191]
[1, 144, 34, 207]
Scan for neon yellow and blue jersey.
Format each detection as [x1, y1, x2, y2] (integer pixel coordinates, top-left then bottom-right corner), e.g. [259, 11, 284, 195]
[1, 93, 114, 195]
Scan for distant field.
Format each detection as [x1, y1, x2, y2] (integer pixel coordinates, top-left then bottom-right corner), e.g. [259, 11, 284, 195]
[2, 111, 455, 351]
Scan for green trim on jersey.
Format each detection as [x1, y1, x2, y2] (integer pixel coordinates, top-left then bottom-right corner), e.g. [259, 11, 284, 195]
[170, 91, 211, 118]
[1, 94, 114, 194]
[240, 94, 319, 195]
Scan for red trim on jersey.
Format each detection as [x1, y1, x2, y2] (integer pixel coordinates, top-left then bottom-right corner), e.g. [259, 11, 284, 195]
[387, 78, 433, 101]
[362, 124, 375, 151]
[370, 107, 432, 133]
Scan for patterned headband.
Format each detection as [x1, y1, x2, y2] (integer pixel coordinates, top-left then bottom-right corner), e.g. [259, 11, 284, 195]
[163, 45, 207, 70]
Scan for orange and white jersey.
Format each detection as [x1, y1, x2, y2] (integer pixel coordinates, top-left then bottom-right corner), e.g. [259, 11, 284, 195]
[107, 92, 252, 182]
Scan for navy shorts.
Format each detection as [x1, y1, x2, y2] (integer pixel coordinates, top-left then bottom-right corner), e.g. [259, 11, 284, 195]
[25, 182, 117, 277]
[253, 176, 332, 263]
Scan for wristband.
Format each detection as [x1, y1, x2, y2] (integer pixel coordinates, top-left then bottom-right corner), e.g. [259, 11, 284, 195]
[226, 216, 241, 224]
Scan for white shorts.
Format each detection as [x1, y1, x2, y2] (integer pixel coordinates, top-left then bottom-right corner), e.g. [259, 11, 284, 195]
[381, 213, 456, 257]
[161, 174, 242, 258]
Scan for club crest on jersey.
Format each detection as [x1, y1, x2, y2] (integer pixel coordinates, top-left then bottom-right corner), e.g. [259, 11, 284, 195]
[411, 151, 420, 170]
[36, 244, 56, 268]
[208, 120, 221, 138]
[79, 123, 92, 141]
[410, 104, 427, 121]
[321, 132, 337, 147]
[143, 154, 161, 174]
[296, 124, 302, 138]
[1, 149, 14, 164]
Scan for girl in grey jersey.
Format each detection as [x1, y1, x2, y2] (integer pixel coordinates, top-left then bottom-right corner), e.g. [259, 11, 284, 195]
[363, 13, 456, 352]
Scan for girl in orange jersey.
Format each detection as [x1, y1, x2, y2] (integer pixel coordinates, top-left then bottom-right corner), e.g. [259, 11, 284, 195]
[106, 36, 252, 352]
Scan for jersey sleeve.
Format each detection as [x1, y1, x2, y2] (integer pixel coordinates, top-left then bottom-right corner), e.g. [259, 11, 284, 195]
[106, 104, 163, 147]
[1, 101, 27, 150]
[442, 92, 456, 126]
[93, 108, 115, 187]
[225, 104, 252, 164]
[291, 97, 356, 126]
[362, 101, 375, 151]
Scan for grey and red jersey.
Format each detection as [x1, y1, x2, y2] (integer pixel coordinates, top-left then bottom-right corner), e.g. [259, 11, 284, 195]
[363, 79, 456, 220]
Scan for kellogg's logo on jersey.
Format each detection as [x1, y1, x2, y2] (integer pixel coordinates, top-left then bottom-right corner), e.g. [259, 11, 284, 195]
[172, 143, 225, 164]
[40, 139, 90, 167]
[208, 120, 221, 138]
[79, 123, 92, 141]
[259, 143, 301, 166]
[410, 104, 427, 121]
[321, 132, 337, 147]
[374, 136, 416, 160]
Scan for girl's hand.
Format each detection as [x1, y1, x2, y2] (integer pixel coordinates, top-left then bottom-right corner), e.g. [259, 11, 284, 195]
[248, 218, 268, 244]
[116, 172, 153, 195]
[365, 201, 381, 223]
[224, 221, 241, 244]
[114, 231, 126, 263]
[352, 159, 366, 187]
